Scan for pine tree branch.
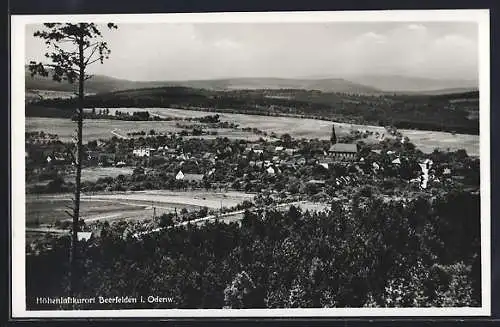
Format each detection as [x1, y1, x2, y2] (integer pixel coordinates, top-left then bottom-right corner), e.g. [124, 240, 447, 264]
[84, 44, 100, 65]
[86, 57, 104, 66]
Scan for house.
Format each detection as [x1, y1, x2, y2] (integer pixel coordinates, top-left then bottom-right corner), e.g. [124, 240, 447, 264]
[87, 150, 99, 161]
[307, 179, 326, 185]
[175, 170, 185, 180]
[354, 165, 364, 174]
[391, 158, 402, 165]
[296, 157, 307, 165]
[46, 153, 69, 165]
[202, 152, 213, 160]
[77, 232, 93, 242]
[133, 147, 151, 157]
[266, 167, 275, 175]
[165, 148, 178, 156]
[319, 163, 329, 169]
[158, 145, 169, 152]
[328, 143, 358, 161]
[54, 153, 67, 162]
[418, 160, 433, 189]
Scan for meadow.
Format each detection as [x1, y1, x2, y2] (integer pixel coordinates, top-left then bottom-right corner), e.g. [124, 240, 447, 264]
[25, 190, 255, 226]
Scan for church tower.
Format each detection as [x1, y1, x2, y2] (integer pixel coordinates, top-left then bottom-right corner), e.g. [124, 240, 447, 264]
[330, 124, 337, 145]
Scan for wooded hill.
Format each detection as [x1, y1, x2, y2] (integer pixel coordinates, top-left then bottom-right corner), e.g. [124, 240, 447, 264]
[27, 86, 480, 135]
[25, 67, 478, 95]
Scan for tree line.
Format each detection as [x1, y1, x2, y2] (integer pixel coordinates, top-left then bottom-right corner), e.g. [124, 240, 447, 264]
[26, 189, 481, 309]
[28, 87, 479, 135]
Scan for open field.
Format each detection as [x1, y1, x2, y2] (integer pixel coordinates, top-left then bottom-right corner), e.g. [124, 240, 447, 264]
[26, 197, 145, 225]
[26, 167, 135, 190]
[26, 89, 76, 102]
[26, 108, 480, 155]
[26, 117, 261, 142]
[87, 190, 255, 208]
[25, 190, 255, 226]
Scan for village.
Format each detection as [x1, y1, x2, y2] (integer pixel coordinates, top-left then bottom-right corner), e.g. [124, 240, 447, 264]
[26, 121, 478, 193]
[25, 118, 479, 245]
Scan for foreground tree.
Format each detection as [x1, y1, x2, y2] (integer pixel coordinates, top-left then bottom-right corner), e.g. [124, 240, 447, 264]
[28, 23, 118, 300]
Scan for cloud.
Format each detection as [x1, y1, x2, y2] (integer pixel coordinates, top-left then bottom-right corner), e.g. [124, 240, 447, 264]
[358, 32, 387, 44]
[24, 22, 479, 81]
[407, 24, 427, 31]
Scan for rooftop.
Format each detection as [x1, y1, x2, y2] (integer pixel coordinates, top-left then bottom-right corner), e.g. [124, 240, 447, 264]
[328, 143, 358, 153]
[183, 173, 204, 181]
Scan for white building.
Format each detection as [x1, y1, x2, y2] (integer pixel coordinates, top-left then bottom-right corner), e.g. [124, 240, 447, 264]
[133, 148, 152, 157]
[176, 170, 185, 180]
[319, 163, 329, 169]
[392, 158, 401, 165]
[77, 232, 93, 241]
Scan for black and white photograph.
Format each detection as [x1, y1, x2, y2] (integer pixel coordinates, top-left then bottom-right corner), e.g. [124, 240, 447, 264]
[11, 10, 490, 317]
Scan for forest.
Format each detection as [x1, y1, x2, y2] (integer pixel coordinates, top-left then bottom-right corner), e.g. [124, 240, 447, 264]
[26, 87, 479, 134]
[26, 189, 480, 309]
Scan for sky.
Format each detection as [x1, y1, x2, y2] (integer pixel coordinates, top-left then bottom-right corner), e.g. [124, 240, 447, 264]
[24, 22, 479, 81]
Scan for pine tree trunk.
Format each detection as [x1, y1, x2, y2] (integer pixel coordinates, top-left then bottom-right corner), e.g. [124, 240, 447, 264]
[69, 34, 85, 303]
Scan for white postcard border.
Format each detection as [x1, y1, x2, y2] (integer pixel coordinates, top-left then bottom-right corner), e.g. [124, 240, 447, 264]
[11, 9, 491, 318]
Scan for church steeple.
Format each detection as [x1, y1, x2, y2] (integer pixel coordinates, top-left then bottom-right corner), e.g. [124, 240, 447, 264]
[331, 124, 337, 145]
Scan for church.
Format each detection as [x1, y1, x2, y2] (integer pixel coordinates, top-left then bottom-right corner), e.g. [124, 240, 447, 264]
[328, 124, 358, 161]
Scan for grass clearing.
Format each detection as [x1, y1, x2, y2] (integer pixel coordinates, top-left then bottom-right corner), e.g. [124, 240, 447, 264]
[25, 190, 255, 226]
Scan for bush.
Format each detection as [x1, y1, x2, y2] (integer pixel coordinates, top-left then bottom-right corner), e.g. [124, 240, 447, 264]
[158, 213, 174, 228]
[358, 185, 374, 197]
